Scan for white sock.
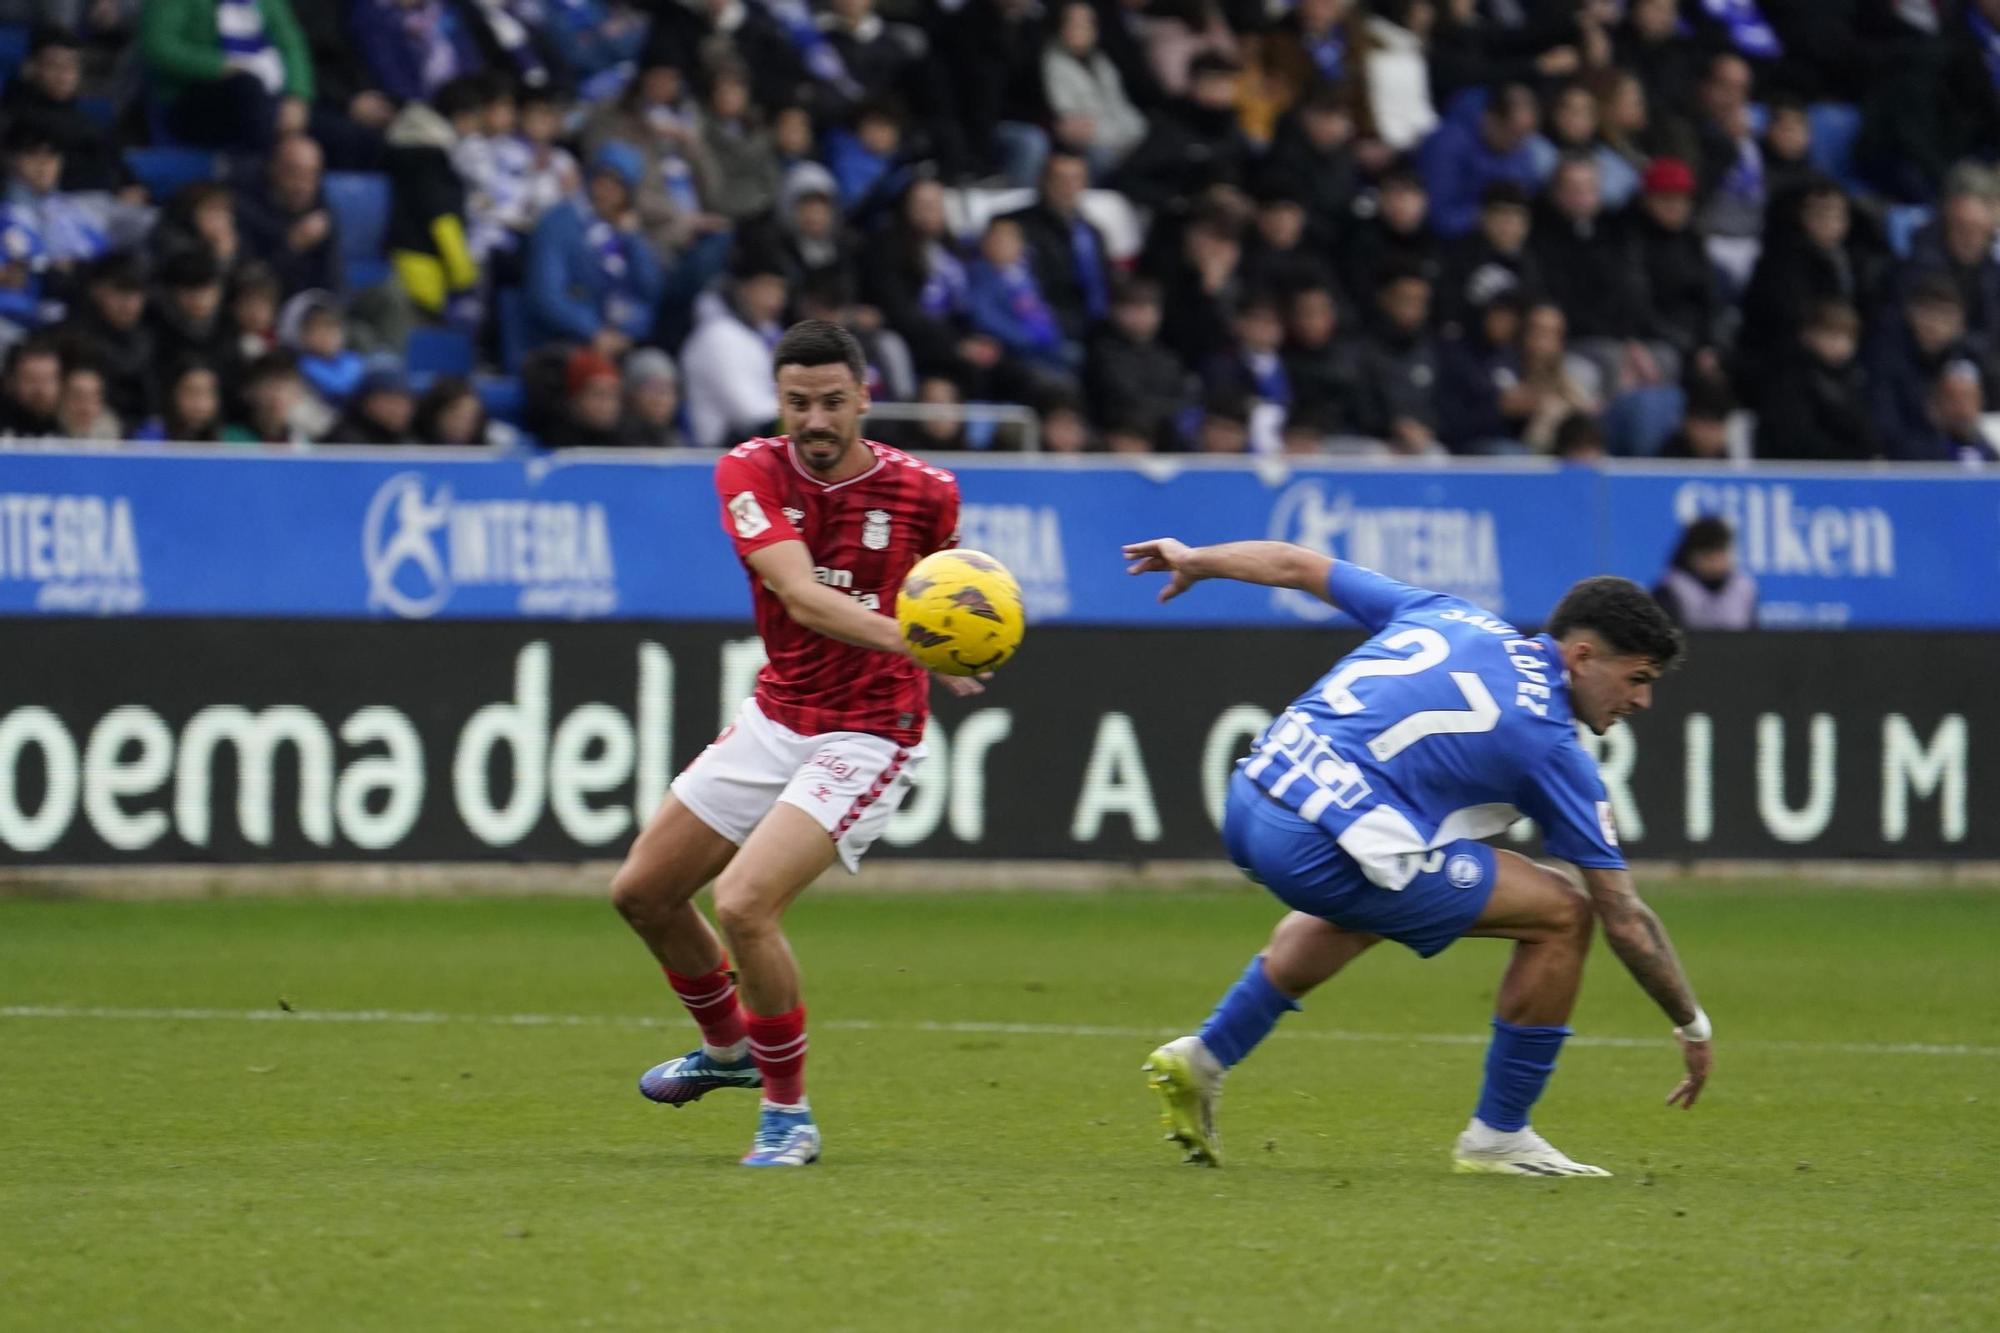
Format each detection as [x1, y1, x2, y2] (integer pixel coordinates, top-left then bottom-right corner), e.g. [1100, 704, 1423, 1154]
[762, 1097, 811, 1114]
[1465, 1116, 1532, 1149]
[704, 1039, 749, 1063]
[1183, 1036, 1225, 1082]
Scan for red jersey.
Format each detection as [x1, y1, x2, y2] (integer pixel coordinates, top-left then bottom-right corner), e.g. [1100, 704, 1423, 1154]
[714, 436, 959, 746]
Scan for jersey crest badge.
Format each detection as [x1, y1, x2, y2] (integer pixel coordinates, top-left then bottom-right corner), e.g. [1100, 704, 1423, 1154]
[729, 491, 770, 538]
[783, 507, 805, 527]
[862, 508, 892, 550]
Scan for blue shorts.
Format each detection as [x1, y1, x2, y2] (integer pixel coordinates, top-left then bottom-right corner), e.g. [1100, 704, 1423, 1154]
[1221, 770, 1497, 958]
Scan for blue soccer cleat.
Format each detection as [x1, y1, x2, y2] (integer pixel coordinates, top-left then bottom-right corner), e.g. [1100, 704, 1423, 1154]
[740, 1104, 821, 1167]
[638, 1048, 762, 1106]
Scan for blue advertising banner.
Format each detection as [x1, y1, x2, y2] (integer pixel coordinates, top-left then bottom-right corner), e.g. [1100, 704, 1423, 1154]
[1, 448, 1995, 627]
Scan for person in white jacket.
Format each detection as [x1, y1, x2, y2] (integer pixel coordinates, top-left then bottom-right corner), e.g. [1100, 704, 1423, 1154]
[1042, 1, 1149, 175]
[1361, 1, 1438, 152]
[681, 258, 789, 448]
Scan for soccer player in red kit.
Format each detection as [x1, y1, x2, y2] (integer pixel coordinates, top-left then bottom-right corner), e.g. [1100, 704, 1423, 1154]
[610, 320, 974, 1167]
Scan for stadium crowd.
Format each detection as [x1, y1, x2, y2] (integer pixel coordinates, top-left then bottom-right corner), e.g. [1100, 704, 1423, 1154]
[0, 0, 1996, 460]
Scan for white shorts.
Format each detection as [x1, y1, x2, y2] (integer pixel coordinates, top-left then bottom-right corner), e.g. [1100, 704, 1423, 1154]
[670, 698, 925, 873]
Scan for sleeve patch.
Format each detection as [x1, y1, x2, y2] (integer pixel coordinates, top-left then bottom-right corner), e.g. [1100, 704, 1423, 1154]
[729, 491, 771, 539]
[1597, 800, 1620, 847]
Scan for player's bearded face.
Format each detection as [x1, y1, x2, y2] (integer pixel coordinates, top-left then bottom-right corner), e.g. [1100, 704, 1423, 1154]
[778, 363, 870, 472]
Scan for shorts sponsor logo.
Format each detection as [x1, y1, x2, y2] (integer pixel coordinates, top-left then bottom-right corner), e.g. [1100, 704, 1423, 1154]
[1446, 853, 1485, 890]
[364, 473, 618, 619]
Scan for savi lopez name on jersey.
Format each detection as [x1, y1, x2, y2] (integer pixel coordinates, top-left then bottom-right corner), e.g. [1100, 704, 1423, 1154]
[1241, 561, 1624, 891]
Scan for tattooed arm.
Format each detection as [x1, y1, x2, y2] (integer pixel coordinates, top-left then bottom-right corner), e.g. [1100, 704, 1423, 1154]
[1582, 866, 1713, 1108]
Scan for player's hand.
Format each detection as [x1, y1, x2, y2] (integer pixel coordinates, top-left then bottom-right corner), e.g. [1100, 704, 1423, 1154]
[1666, 1032, 1712, 1109]
[933, 671, 991, 698]
[1122, 538, 1202, 602]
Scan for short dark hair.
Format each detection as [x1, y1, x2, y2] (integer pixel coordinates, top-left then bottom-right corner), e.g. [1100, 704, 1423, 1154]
[5, 335, 62, 376]
[1553, 411, 1605, 457]
[1546, 576, 1684, 666]
[773, 319, 866, 382]
[1679, 515, 1735, 556]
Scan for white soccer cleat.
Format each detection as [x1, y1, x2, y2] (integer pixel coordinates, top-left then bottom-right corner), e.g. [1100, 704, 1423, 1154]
[1144, 1035, 1225, 1166]
[1451, 1119, 1612, 1178]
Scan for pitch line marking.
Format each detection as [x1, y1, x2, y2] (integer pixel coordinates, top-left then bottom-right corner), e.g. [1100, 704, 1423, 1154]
[0, 1004, 1995, 1059]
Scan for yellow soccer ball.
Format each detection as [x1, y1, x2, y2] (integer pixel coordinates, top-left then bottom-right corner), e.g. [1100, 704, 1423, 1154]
[895, 549, 1026, 676]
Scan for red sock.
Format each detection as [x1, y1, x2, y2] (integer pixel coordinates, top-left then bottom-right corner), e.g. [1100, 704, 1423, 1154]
[745, 1005, 809, 1106]
[665, 963, 748, 1053]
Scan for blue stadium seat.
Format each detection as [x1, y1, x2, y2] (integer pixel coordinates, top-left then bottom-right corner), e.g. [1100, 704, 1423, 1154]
[1887, 205, 1935, 260]
[475, 375, 526, 426]
[0, 26, 29, 88]
[407, 327, 475, 377]
[345, 258, 392, 291]
[123, 147, 221, 200]
[1806, 102, 1864, 191]
[323, 171, 391, 285]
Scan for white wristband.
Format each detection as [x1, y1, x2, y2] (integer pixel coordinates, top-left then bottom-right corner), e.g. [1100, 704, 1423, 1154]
[1676, 1007, 1712, 1043]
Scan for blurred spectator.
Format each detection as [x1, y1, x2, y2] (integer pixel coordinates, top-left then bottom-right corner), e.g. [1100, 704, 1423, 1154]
[324, 359, 416, 445]
[349, 0, 486, 106]
[887, 374, 970, 452]
[1256, 0, 1353, 125]
[222, 351, 311, 445]
[1691, 52, 1764, 283]
[1203, 291, 1291, 454]
[0, 25, 126, 194]
[236, 134, 338, 297]
[1658, 380, 1736, 460]
[0, 337, 64, 438]
[1356, 0, 1438, 153]
[287, 0, 399, 169]
[151, 182, 242, 282]
[149, 249, 232, 372]
[681, 255, 787, 449]
[549, 346, 623, 448]
[739, 164, 860, 305]
[514, 87, 584, 229]
[138, 0, 314, 152]
[381, 96, 479, 319]
[227, 261, 283, 367]
[932, 0, 1058, 186]
[524, 142, 666, 357]
[815, 0, 932, 121]
[792, 271, 913, 402]
[1592, 68, 1653, 197]
[1420, 81, 1541, 238]
[1003, 152, 1114, 345]
[1628, 157, 1724, 371]
[1438, 180, 1537, 334]
[1280, 398, 1342, 457]
[1757, 94, 1816, 202]
[968, 216, 1077, 381]
[581, 63, 728, 263]
[1437, 289, 1524, 452]
[698, 64, 783, 224]
[862, 177, 997, 386]
[1531, 154, 1647, 350]
[413, 375, 497, 447]
[1, 122, 108, 275]
[1282, 279, 1367, 437]
[0, 207, 53, 341]
[1615, 0, 1703, 147]
[1159, 203, 1245, 366]
[1114, 52, 1252, 213]
[1754, 298, 1876, 460]
[1737, 179, 1873, 385]
[1653, 516, 1757, 629]
[57, 252, 153, 423]
[133, 359, 225, 443]
[539, 0, 648, 99]
[617, 348, 687, 448]
[56, 360, 120, 441]
[1915, 359, 2000, 464]
[1264, 84, 1359, 253]
[1865, 275, 1992, 460]
[1195, 389, 1251, 453]
[1357, 265, 1443, 454]
[1339, 165, 1440, 315]
[1903, 166, 2000, 343]
[824, 99, 910, 221]
[1040, 394, 1093, 453]
[639, 0, 804, 114]
[1240, 176, 1325, 295]
[1503, 299, 1600, 453]
[1043, 0, 1150, 175]
[1085, 275, 1190, 449]
[1551, 409, 1606, 464]
[1540, 80, 1640, 211]
[279, 288, 363, 414]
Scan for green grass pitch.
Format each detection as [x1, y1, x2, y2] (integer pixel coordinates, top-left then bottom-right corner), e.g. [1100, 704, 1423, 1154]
[3, 882, 1996, 1331]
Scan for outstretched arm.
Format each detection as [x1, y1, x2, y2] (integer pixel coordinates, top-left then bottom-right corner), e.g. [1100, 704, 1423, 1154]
[747, 540, 911, 655]
[1123, 538, 1335, 604]
[1580, 865, 1714, 1108]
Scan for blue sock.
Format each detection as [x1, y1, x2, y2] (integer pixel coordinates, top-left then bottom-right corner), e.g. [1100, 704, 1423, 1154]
[1196, 956, 1300, 1068]
[1473, 1018, 1571, 1132]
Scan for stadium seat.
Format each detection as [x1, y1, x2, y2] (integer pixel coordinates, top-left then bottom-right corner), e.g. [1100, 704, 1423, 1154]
[475, 375, 526, 426]
[1887, 205, 1934, 259]
[323, 172, 392, 287]
[0, 26, 28, 88]
[1806, 103, 1864, 191]
[123, 146, 221, 200]
[345, 258, 392, 291]
[407, 327, 475, 377]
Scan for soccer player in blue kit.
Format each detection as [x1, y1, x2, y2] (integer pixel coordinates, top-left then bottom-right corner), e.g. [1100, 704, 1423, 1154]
[1124, 537, 1713, 1177]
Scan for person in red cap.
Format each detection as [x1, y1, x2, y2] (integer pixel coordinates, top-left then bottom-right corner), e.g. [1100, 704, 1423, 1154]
[550, 346, 623, 448]
[1628, 155, 1724, 380]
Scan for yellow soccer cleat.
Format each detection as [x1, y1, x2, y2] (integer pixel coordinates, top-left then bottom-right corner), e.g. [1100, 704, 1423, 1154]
[1144, 1036, 1224, 1167]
